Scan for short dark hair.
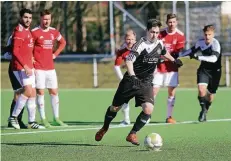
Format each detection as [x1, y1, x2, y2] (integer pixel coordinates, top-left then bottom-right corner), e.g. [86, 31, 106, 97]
[146, 19, 162, 30]
[166, 13, 177, 22]
[203, 25, 215, 32]
[40, 9, 51, 17]
[20, 8, 32, 17]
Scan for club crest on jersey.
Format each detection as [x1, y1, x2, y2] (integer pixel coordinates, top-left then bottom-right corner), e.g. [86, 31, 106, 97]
[157, 48, 161, 55]
[173, 39, 177, 44]
[50, 34, 54, 40]
[39, 36, 44, 39]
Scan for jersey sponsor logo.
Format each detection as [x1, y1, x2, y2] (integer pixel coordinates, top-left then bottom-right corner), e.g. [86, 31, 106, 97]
[50, 34, 54, 40]
[42, 40, 53, 49]
[143, 57, 159, 64]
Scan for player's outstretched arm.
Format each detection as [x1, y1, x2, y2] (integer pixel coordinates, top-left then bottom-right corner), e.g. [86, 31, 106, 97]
[114, 65, 123, 80]
[53, 37, 66, 59]
[163, 51, 183, 68]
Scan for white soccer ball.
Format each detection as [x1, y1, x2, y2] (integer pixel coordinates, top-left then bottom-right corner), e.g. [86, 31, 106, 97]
[144, 133, 163, 151]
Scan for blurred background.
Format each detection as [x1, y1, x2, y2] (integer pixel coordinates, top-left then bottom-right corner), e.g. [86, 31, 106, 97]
[1, 1, 231, 88]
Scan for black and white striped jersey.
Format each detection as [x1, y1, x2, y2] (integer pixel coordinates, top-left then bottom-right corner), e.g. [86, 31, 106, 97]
[193, 38, 221, 70]
[125, 37, 167, 81]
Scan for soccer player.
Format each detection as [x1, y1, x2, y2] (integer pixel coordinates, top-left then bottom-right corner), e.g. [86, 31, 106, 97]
[95, 19, 183, 145]
[9, 8, 43, 129]
[3, 36, 27, 129]
[31, 10, 67, 128]
[114, 29, 136, 125]
[153, 13, 185, 123]
[179, 25, 222, 122]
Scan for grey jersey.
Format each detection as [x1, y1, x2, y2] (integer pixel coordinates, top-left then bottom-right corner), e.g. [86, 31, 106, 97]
[193, 38, 221, 70]
[125, 37, 167, 81]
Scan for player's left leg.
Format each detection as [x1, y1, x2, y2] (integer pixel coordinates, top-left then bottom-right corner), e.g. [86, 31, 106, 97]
[126, 86, 153, 146]
[165, 72, 178, 123]
[47, 69, 67, 126]
[197, 68, 212, 122]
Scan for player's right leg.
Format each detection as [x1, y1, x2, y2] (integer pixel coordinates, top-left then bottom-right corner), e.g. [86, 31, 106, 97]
[95, 79, 132, 142]
[9, 70, 36, 129]
[165, 72, 178, 123]
[35, 69, 51, 128]
[8, 64, 26, 128]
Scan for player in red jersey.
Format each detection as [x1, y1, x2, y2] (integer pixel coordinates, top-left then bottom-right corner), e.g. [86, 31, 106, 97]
[31, 10, 67, 128]
[153, 14, 185, 123]
[114, 29, 136, 125]
[3, 36, 27, 129]
[9, 8, 44, 129]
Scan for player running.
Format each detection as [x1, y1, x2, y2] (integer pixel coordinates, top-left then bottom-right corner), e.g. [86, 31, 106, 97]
[114, 29, 136, 125]
[31, 9, 67, 128]
[95, 19, 183, 145]
[153, 13, 185, 123]
[179, 25, 222, 122]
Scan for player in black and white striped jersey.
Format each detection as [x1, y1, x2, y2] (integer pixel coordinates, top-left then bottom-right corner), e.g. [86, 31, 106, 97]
[95, 19, 183, 145]
[179, 25, 222, 122]
[3, 35, 27, 128]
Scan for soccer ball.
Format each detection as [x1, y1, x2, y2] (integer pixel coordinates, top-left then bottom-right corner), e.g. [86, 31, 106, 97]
[144, 133, 163, 151]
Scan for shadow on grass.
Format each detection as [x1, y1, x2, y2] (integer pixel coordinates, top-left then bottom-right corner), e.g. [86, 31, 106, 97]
[2, 142, 134, 148]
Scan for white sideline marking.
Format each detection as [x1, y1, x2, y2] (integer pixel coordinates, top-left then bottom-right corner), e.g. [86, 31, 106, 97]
[1, 118, 231, 136]
[1, 88, 231, 92]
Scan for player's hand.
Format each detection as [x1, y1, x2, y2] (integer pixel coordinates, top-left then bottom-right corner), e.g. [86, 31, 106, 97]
[24, 65, 32, 76]
[53, 54, 56, 59]
[173, 59, 183, 68]
[172, 53, 179, 59]
[189, 53, 198, 60]
[130, 75, 141, 89]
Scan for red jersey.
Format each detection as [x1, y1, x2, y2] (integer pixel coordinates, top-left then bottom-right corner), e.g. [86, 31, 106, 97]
[157, 28, 185, 72]
[114, 46, 130, 66]
[31, 26, 62, 70]
[11, 24, 34, 70]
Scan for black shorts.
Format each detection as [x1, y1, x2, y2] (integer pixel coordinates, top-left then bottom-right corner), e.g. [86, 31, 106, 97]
[8, 63, 22, 91]
[197, 68, 221, 94]
[112, 77, 154, 107]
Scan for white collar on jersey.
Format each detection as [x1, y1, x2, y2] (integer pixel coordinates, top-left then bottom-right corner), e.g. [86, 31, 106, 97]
[38, 26, 50, 32]
[165, 27, 178, 35]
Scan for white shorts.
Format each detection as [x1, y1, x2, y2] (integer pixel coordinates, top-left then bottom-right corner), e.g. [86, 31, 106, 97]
[153, 71, 179, 87]
[35, 69, 58, 89]
[13, 69, 36, 88]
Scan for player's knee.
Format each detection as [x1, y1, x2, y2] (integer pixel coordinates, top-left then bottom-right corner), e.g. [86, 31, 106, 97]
[48, 89, 58, 95]
[198, 86, 207, 96]
[142, 102, 154, 115]
[23, 87, 33, 97]
[110, 106, 120, 112]
[37, 89, 45, 95]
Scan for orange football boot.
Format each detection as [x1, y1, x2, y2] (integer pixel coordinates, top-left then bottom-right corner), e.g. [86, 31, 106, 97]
[126, 133, 140, 146]
[166, 116, 176, 124]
